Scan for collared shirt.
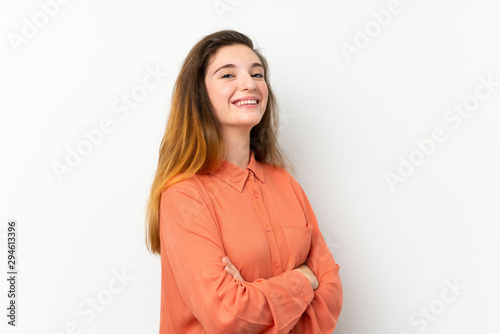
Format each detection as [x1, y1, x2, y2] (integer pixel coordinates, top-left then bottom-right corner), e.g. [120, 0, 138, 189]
[159, 150, 343, 333]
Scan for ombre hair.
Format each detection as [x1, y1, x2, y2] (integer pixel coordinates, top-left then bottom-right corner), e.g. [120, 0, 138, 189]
[145, 29, 294, 255]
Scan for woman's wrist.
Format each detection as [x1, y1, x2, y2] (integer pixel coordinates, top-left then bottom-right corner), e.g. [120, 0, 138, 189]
[293, 264, 319, 290]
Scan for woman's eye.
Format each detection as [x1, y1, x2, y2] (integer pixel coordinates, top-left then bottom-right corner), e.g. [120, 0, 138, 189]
[221, 73, 264, 79]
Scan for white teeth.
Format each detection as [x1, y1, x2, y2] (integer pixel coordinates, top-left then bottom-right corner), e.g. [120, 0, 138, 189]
[234, 99, 258, 106]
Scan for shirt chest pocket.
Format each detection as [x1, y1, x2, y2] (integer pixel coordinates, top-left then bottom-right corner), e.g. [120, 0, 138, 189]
[282, 222, 313, 269]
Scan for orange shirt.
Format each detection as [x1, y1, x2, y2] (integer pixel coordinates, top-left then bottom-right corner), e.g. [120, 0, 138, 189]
[159, 150, 343, 333]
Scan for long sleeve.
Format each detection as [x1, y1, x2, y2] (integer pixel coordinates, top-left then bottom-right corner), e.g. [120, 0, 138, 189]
[290, 178, 343, 333]
[160, 180, 315, 334]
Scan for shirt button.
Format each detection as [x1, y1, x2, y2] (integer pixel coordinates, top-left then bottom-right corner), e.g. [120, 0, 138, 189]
[274, 262, 279, 268]
[266, 226, 271, 232]
[254, 192, 259, 199]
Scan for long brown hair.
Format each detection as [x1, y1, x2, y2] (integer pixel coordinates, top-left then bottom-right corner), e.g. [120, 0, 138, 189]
[145, 29, 295, 255]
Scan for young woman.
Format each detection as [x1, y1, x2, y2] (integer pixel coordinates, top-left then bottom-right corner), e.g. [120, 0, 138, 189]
[145, 29, 343, 334]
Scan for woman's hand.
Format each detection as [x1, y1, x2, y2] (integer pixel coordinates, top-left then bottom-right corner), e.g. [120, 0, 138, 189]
[222, 256, 245, 282]
[293, 264, 319, 290]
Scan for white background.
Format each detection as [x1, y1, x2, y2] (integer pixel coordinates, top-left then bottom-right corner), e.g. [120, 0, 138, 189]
[1, 0, 499, 333]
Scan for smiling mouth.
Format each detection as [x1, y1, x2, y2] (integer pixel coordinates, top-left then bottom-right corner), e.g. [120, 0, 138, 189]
[233, 99, 259, 106]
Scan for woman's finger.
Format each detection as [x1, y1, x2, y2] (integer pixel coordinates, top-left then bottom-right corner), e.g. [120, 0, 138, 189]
[222, 257, 245, 282]
[222, 257, 236, 270]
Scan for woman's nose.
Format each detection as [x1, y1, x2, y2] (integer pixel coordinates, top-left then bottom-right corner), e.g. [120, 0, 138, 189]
[239, 73, 257, 91]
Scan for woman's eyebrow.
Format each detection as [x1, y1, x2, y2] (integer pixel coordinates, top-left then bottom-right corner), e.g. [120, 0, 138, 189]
[212, 63, 264, 76]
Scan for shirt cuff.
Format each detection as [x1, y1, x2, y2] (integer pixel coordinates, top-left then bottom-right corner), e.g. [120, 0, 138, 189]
[281, 270, 315, 306]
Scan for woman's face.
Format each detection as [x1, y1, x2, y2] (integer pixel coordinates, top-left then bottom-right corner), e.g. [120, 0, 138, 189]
[204, 44, 268, 134]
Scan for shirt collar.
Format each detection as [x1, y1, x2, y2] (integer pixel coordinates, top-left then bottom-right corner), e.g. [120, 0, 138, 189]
[209, 150, 265, 192]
